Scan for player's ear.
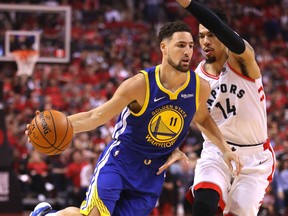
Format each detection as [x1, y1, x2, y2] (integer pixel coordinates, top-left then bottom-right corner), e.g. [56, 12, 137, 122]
[160, 41, 167, 55]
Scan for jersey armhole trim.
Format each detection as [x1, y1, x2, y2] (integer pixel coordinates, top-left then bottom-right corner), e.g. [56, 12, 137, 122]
[195, 73, 200, 111]
[227, 62, 256, 82]
[130, 70, 150, 116]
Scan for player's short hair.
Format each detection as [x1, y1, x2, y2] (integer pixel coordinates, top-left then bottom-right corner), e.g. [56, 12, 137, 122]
[158, 21, 193, 44]
[211, 9, 229, 25]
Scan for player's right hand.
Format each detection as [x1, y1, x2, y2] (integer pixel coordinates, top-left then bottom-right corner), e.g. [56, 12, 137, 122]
[157, 148, 190, 175]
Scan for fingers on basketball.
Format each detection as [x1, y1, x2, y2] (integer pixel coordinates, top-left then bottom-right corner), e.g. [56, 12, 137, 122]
[28, 110, 74, 155]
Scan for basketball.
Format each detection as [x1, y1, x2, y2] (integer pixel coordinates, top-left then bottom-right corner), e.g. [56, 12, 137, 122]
[28, 110, 74, 155]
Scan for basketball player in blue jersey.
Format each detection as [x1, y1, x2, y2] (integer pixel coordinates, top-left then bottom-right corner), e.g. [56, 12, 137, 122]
[175, 0, 276, 216]
[28, 21, 242, 216]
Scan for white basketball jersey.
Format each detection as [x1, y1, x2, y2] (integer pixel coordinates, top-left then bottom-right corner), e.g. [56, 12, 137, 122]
[195, 60, 268, 145]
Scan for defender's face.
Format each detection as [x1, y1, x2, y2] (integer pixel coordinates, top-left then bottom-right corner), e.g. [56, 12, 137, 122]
[162, 32, 194, 72]
[198, 24, 226, 63]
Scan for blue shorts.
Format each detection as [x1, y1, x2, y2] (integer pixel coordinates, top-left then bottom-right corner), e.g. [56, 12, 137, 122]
[80, 140, 167, 216]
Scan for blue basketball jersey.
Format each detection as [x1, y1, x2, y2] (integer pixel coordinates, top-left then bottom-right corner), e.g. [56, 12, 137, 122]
[112, 65, 200, 159]
[80, 65, 201, 216]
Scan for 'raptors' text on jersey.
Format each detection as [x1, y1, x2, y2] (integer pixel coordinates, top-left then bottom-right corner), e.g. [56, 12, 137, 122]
[195, 60, 267, 145]
[112, 65, 200, 159]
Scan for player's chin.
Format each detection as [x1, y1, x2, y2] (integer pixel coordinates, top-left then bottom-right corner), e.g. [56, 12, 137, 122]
[179, 62, 190, 72]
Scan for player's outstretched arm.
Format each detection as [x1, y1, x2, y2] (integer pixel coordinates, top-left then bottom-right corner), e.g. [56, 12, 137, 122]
[176, 0, 245, 54]
[193, 78, 242, 175]
[25, 100, 128, 138]
[24, 74, 145, 140]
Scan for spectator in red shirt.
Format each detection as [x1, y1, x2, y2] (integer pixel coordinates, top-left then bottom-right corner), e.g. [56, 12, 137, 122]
[65, 149, 88, 206]
[27, 150, 49, 200]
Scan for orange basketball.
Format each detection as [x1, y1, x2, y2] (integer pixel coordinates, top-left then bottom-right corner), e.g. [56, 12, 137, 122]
[28, 110, 74, 155]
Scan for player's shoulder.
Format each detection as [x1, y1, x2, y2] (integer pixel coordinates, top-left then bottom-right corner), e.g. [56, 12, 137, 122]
[117, 70, 149, 98]
[122, 72, 146, 89]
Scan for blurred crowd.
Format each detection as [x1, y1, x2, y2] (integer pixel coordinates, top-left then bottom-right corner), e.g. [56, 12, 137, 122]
[0, 0, 287, 215]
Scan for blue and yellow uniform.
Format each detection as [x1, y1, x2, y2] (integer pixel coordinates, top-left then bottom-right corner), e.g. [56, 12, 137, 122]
[80, 65, 200, 216]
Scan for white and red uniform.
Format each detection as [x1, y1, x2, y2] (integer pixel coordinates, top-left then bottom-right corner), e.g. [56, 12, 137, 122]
[191, 60, 276, 216]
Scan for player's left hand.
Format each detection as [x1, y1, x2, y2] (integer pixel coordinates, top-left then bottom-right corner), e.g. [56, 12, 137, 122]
[157, 148, 190, 175]
[25, 110, 41, 142]
[223, 151, 243, 176]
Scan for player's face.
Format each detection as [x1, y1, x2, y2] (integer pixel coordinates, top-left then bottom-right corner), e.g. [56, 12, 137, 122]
[163, 32, 194, 72]
[198, 24, 226, 63]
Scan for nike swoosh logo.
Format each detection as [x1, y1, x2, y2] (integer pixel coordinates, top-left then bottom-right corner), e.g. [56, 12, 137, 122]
[154, 96, 166, 102]
[259, 158, 269, 165]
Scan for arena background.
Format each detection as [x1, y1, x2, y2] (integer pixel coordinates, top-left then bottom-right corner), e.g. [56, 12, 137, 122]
[0, 0, 287, 215]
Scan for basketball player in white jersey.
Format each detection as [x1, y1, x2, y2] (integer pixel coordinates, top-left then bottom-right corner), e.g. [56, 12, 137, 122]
[174, 0, 276, 215]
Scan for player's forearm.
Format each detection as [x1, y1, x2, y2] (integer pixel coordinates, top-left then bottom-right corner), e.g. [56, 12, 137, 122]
[195, 117, 231, 153]
[178, 0, 245, 54]
[68, 111, 102, 133]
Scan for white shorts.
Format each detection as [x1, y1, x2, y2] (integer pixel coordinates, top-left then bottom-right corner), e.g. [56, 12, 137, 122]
[192, 139, 275, 216]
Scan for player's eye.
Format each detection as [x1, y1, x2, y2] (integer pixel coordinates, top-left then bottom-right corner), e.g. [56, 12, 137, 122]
[208, 33, 215, 38]
[178, 43, 186, 48]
